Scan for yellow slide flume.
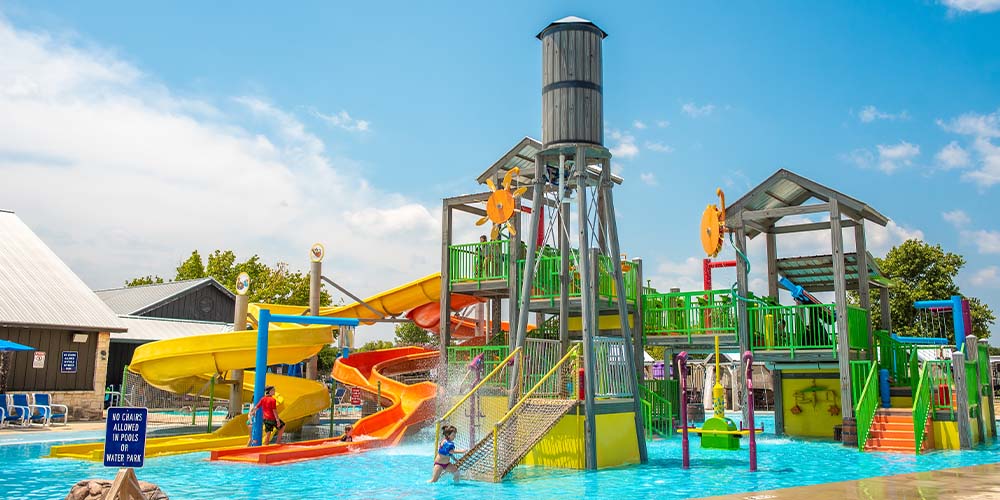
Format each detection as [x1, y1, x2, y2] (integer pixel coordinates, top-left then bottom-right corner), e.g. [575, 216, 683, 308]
[50, 273, 443, 461]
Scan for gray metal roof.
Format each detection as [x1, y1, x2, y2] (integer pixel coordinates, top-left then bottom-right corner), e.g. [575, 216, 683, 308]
[725, 169, 890, 238]
[111, 315, 232, 343]
[0, 211, 126, 332]
[95, 278, 235, 315]
[777, 252, 886, 293]
[537, 16, 608, 39]
[476, 136, 624, 188]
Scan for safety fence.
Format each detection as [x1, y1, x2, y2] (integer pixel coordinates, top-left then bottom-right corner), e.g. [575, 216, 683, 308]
[643, 289, 736, 339]
[593, 336, 633, 398]
[638, 384, 673, 438]
[854, 361, 879, 452]
[453, 345, 580, 482]
[448, 240, 510, 287]
[748, 303, 837, 355]
[912, 362, 932, 454]
[514, 252, 638, 307]
[122, 368, 228, 430]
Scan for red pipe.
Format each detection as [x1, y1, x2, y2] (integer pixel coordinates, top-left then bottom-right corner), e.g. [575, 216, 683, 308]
[702, 258, 737, 291]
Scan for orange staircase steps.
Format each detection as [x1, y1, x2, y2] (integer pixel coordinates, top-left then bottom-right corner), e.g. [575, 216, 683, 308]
[863, 408, 933, 454]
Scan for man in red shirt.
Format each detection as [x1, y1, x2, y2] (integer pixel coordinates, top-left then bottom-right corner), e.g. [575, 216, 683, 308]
[247, 385, 285, 446]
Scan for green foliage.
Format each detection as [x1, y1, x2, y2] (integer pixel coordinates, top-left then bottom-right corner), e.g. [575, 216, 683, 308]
[857, 239, 995, 340]
[646, 345, 667, 363]
[394, 322, 434, 346]
[317, 344, 341, 373]
[125, 275, 164, 287]
[175, 250, 206, 280]
[357, 340, 394, 352]
[133, 248, 332, 307]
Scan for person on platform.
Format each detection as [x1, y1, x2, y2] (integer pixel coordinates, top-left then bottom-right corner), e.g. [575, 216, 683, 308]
[247, 385, 285, 446]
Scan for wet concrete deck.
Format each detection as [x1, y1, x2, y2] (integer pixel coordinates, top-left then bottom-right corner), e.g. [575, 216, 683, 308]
[698, 463, 1000, 500]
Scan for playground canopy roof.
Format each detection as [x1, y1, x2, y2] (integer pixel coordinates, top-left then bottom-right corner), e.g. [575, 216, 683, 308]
[724, 169, 889, 238]
[0, 210, 126, 332]
[477, 136, 624, 188]
[95, 277, 235, 316]
[112, 315, 232, 343]
[777, 252, 889, 292]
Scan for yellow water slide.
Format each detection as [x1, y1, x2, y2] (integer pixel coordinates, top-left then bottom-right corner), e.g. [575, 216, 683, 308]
[49, 273, 443, 461]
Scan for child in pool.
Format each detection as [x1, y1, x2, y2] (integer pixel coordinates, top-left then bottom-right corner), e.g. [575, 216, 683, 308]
[429, 425, 466, 483]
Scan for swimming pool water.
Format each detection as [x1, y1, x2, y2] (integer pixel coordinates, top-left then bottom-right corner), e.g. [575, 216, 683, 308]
[4, 420, 1000, 499]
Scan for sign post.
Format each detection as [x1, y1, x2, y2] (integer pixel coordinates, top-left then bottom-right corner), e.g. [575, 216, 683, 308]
[104, 407, 148, 500]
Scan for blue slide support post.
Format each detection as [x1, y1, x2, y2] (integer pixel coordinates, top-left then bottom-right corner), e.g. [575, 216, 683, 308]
[250, 310, 361, 447]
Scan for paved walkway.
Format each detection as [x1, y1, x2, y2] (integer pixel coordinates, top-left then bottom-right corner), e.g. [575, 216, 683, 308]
[699, 463, 1000, 500]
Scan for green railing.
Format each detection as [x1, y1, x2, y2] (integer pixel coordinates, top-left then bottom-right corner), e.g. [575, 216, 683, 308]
[855, 361, 880, 451]
[516, 253, 638, 306]
[448, 240, 510, 287]
[748, 303, 837, 356]
[926, 360, 955, 418]
[847, 306, 870, 350]
[874, 330, 917, 388]
[912, 362, 932, 454]
[965, 360, 980, 417]
[643, 289, 737, 341]
[638, 384, 673, 438]
[643, 379, 680, 420]
[849, 360, 873, 407]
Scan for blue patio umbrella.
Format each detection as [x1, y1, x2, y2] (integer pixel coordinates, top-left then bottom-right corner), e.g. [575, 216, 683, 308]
[0, 339, 35, 394]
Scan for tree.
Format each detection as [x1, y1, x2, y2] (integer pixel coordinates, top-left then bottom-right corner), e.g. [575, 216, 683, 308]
[129, 248, 332, 307]
[857, 239, 996, 340]
[317, 345, 341, 373]
[175, 250, 206, 280]
[357, 340, 395, 352]
[125, 275, 164, 287]
[394, 322, 434, 346]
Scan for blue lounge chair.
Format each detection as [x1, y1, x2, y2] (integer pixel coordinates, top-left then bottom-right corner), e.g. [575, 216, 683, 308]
[5, 394, 36, 427]
[32, 393, 68, 426]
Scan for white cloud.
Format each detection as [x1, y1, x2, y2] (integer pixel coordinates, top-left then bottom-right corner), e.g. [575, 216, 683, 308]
[937, 109, 1000, 188]
[969, 266, 1000, 287]
[656, 120, 670, 128]
[645, 141, 674, 153]
[876, 141, 920, 173]
[608, 129, 639, 159]
[969, 229, 1000, 254]
[308, 108, 370, 132]
[681, 102, 716, 118]
[937, 109, 1000, 138]
[941, 0, 1000, 13]
[632, 120, 647, 130]
[936, 141, 971, 169]
[942, 209, 971, 227]
[639, 172, 657, 186]
[650, 257, 704, 292]
[0, 13, 438, 337]
[842, 148, 875, 168]
[858, 105, 909, 123]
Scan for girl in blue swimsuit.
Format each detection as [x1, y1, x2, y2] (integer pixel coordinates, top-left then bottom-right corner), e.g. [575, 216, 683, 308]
[430, 425, 466, 483]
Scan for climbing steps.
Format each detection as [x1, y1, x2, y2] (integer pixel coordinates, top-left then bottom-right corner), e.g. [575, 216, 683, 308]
[456, 398, 577, 482]
[864, 408, 933, 453]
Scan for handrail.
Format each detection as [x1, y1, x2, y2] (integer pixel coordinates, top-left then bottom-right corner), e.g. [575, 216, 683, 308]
[855, 362, 880, 451]
[438, 347, 522, 424]
[494, 345, 580, 426]
[912, 361, 932, 454]
[638, 384, 673, 438]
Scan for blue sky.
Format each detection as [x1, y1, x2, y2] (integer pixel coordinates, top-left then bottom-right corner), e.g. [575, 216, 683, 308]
[0, 1, 998, 343]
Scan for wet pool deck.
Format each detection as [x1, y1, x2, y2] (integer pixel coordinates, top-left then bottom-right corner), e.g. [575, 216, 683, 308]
[698, 462, 1000, 500]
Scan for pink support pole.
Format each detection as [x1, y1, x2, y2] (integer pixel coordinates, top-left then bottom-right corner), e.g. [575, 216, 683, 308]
[743, 350, 757, 472]
[677, 351, 690, 470]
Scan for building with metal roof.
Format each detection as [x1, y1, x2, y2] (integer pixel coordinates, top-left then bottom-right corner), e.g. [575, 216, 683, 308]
[0, 210, 127, 418]
[95, 277, 235, 322]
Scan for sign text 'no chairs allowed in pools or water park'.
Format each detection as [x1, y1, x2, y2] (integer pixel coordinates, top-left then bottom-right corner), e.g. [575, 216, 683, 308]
[104, 407, 148, 468]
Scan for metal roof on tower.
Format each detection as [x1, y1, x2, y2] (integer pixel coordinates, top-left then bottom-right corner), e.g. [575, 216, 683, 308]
[537, 16, 608, 39]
